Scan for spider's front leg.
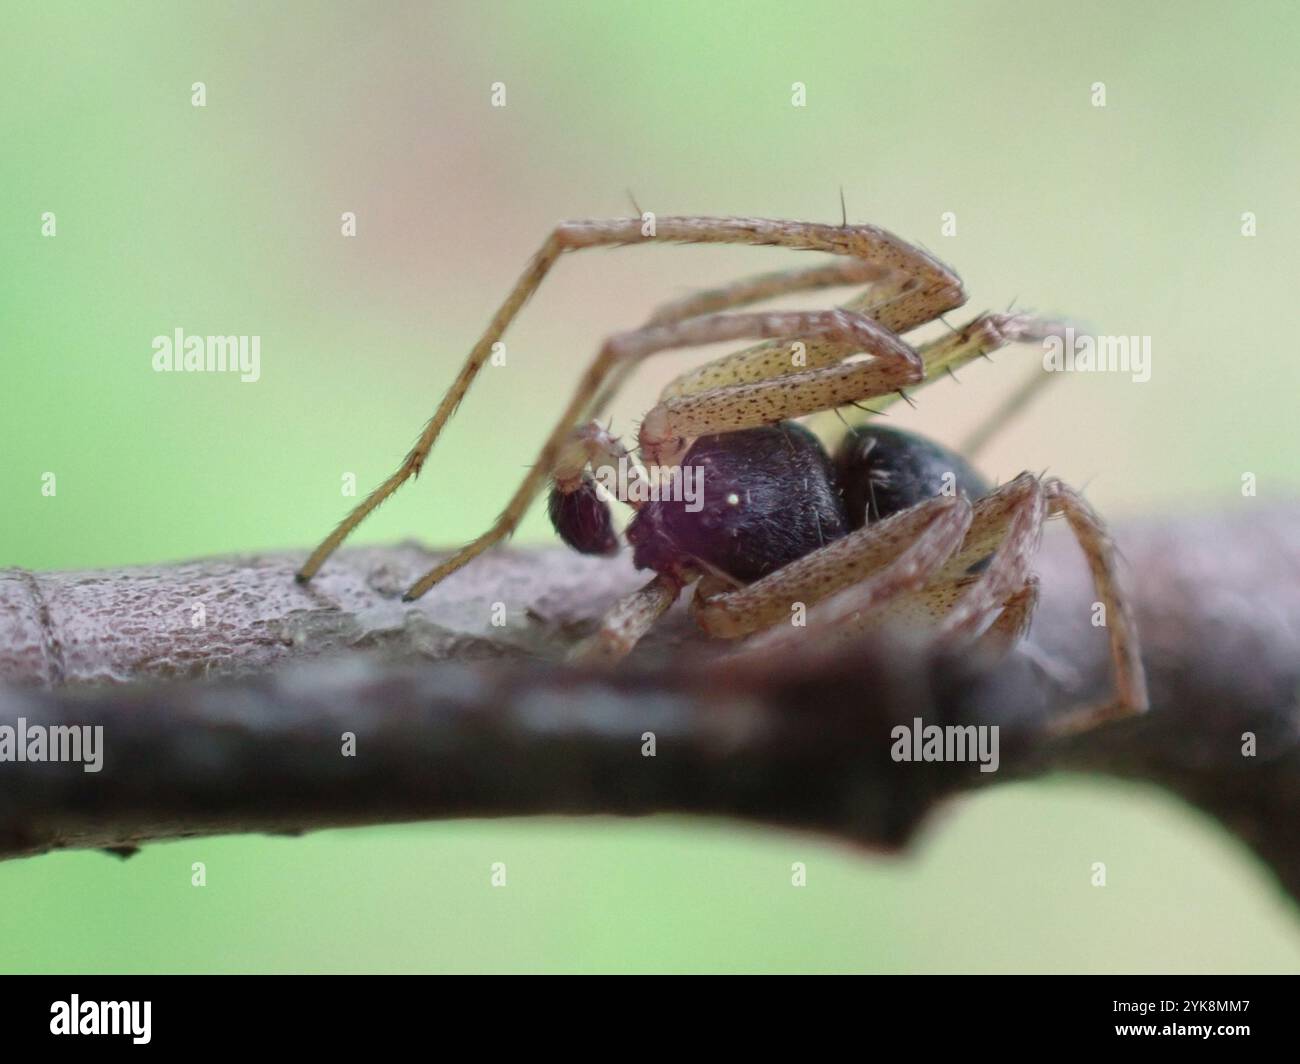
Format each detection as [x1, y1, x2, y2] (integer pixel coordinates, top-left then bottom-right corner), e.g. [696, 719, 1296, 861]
[727, 473, 1148, 733]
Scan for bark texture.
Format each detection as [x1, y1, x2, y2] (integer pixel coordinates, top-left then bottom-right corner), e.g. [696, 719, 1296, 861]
[0, 507, 1296, 908]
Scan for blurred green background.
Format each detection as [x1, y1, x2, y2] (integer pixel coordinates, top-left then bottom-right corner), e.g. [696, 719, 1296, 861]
[3, 0, 1298, 972]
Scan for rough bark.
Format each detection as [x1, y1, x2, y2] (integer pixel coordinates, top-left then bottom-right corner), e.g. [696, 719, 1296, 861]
[0, 507, 1296, 908]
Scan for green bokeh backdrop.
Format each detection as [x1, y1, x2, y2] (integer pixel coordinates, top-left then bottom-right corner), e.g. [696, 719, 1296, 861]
[2, 1, 1298, 972]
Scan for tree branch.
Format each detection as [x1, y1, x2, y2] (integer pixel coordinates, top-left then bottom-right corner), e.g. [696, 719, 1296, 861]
[1, 507, 1297, 908]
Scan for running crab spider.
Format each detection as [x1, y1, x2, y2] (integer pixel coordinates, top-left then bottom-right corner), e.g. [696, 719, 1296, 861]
[296, 216, 1147, 731]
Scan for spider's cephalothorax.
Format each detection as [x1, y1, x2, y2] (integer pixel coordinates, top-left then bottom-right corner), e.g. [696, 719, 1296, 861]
[297, 214, 1147, 732]
[619, 423, 988, 586]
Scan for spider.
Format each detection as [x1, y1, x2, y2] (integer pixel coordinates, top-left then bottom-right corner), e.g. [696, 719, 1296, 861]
[296, 216, 1147, 730]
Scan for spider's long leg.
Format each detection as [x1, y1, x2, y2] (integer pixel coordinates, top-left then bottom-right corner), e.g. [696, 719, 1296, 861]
[932, 472, 1047, 639]
[643, 310, 1034, 471]
[1041, 479, 1148, 731]
[645, 259, 895, 326]
[726, 474, 1042, 651]
[297, 217, 963, 584]
[692, 494, 973, 639]
[853, 312, 1070, 420]
[590, 264, 917, 416]
[656, 309, 1064, 442]
[971, 576, 1039, 658]
[756, 471, 1145, 731]
[640, 343, 930, 461]
[404, 308, 923, 600]
[643, 308, 1053, 462]
[567, 572, 688, 663]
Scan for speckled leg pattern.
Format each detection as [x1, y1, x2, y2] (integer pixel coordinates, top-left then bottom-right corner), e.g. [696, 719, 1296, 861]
[711, 474, 1146, 726]
[693, 494, 974, 640]
[567, 573, 684, 664]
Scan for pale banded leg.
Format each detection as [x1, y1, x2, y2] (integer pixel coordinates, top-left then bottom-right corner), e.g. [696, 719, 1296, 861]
[972, 577, 1039, 657]
[934, 472, 1046, 638]
[1042, 480, 1148, 731]
[693, 495, 973, 640]
[640, 353, 924, 463]
[568, 573, 687, 663]
[652, 272, 931, 404]
[646, 258, 895, 327]
[862, 312, 1070, 418]
[589, 263, 931, 419]
[714, 474, 1146, 727]
[839, 472, 1144, 723]
[934, 476, 1146, 725]
[588, 268, 919, 442]
[297, 217, 963, 586]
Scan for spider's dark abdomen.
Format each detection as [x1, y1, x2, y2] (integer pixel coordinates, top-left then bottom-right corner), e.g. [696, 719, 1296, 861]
[835, 425, 988, 528]
[627, 422, 848, 583]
